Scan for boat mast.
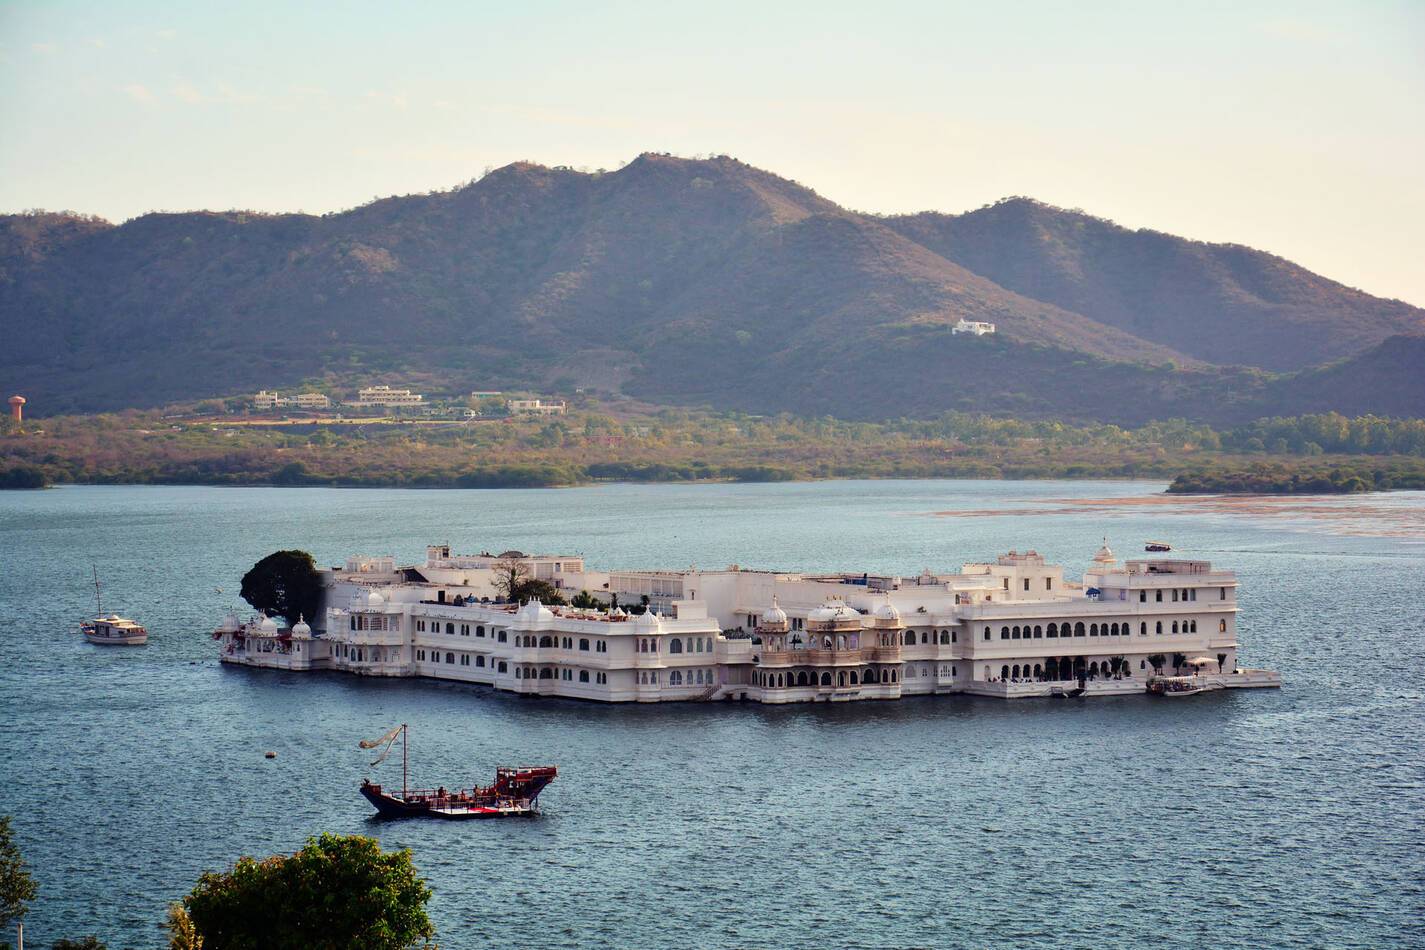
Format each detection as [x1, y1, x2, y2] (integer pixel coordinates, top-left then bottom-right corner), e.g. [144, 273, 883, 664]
[92, 565, 102, 615]
[402, 723, 408, 798]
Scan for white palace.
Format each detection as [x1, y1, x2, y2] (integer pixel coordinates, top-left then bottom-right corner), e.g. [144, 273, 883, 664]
[215, 542, 1281, 702]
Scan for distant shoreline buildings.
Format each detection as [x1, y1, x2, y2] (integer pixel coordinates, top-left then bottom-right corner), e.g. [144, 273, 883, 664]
[217, 542, 1281, 703]
[952, 319, 996, 336]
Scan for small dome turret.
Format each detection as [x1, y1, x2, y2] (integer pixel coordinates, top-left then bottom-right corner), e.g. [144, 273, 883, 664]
[217, 611, 241, 633]
[291, 614, 312, 639]
[1093, 537, 1116, 566]
[871, 598, 904, 629]
[757, 596, 789, 633]
[258, 613, 279, 636]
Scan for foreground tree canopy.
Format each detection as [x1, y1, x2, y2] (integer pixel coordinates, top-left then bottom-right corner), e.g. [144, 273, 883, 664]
[1, 815, 37, 938]
[239, 550, 322, 625]
[174, 833, 434, 950]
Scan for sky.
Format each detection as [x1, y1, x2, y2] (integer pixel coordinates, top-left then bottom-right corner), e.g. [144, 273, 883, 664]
[2, 0, 1422, 304]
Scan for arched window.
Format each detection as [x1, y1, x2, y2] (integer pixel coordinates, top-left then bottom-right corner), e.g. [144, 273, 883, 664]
[1033, 625, 1042, 639]
[1219, 619, 1227, 633]
[476, 625, 485, 637]
[445, 623, 454, 635]
[1090, 624, 1098, 637]
[939, 630, 949, 644]
[579, 670, 589, 683]
[920, 630, 929, 644]
[903, 631, 915, 646]
[670, 671, 683, 685]
[864, 668, 877, 683]
[1172, 621, 1179, 634]
[445, 652, 454, 664]
[1047, 623, 1058, 638]
[1012, 626, 1021, 639]
[797, 671, 809, 686]
[1075, 623, 1085, 637]
[820, 672, 832, 686]
[1001, 664, 1010, 680]
[669, 638, 683, 654]
[985, 627, 992, 641]
[540, 667, 553, 679]
[578, 638, 589, 651]
[850, 671, 859, 685]
[1190, 620, 1198, 632]
[1156, 621, 1163, 634]
[497, 661, 507, 673]
[1000, 626, 1009, 640]
[1140, 622, 1147, 636]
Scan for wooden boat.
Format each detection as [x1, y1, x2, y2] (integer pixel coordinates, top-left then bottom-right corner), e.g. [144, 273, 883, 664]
[1145, 540, 1172, 552]
[82, 615, 148, 645]
[80, 567, 147, 645]
[358, 724, 556, 820]
[1147, 675, 1207, 697]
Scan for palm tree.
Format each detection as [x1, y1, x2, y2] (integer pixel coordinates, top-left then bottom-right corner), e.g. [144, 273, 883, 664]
[1217, 652, 1227, 673]
[1147, 653, 1166, 675]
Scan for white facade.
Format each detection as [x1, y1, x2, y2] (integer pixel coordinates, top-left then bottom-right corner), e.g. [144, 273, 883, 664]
[506, 398, 566, 415]
[952, 319, 996, 336]
[253, 390, 330, 409]
[351, 385, 424, 407]
[216, 542, 1280, 702]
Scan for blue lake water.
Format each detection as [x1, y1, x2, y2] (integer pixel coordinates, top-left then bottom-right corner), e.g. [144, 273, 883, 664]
[1, 481, 1422, 949]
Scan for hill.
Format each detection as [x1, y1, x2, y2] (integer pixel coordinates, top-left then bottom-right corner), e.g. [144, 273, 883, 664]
[2, 155, 1422, 424]
[886, 198, 1423, 371]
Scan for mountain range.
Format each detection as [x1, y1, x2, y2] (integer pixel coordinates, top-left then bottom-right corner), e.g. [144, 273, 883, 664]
[3, 153, 1422, 424]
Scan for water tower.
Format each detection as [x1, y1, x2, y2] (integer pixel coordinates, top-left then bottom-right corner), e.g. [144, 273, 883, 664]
[7, 395, 24, 423]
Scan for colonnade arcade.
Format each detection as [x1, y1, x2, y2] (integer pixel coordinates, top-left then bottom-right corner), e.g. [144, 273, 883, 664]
[985, 655, 1134, 683]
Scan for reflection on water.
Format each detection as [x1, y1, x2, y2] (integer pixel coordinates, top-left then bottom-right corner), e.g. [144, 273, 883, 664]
[0, 481, 1421, 949]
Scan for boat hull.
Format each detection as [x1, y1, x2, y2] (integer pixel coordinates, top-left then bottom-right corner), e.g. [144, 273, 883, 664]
[81, 626, 148, 646]
[360, 766, 556, 820]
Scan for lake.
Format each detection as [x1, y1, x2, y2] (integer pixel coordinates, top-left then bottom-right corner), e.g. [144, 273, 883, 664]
[1, 481, 1422, 948]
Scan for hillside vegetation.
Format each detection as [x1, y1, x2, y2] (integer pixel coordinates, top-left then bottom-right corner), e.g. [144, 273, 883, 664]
[4, 408, 1423, 493]
[3, 155, 1422, 424]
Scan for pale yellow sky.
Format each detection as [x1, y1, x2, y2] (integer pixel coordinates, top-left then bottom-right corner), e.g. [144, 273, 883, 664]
[2, 1, 1422, 304]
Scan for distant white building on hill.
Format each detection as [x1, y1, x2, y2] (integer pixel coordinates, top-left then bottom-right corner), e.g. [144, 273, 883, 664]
[351, 385, 424, 408]
[254, 390, 331, 409]
[507, 398, 566, 416]
[952, 319, 996, 336]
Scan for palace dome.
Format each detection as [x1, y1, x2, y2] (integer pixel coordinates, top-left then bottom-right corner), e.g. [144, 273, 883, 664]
[514, 598, 555, 627]
[807, 602, 859, 626]
[762, 599, 788, 625]
[291, 615, 312, 639]
[216, 612, 241, 633]
[257, 614, 279, 635]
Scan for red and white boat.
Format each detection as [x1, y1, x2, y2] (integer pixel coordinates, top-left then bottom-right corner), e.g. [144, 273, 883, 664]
[358, 724, 556, 820]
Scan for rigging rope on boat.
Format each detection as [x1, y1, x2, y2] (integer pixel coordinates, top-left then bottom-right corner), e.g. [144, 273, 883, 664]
[359, 724, 403, 767]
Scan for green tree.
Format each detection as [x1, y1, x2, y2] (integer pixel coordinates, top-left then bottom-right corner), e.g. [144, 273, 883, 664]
[0, 466, 48, 490]
[239, 550, 322, 625]
[0, 816, 37, 947]
[511, 579, 566, 605]
[178, 834, 433, 950]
